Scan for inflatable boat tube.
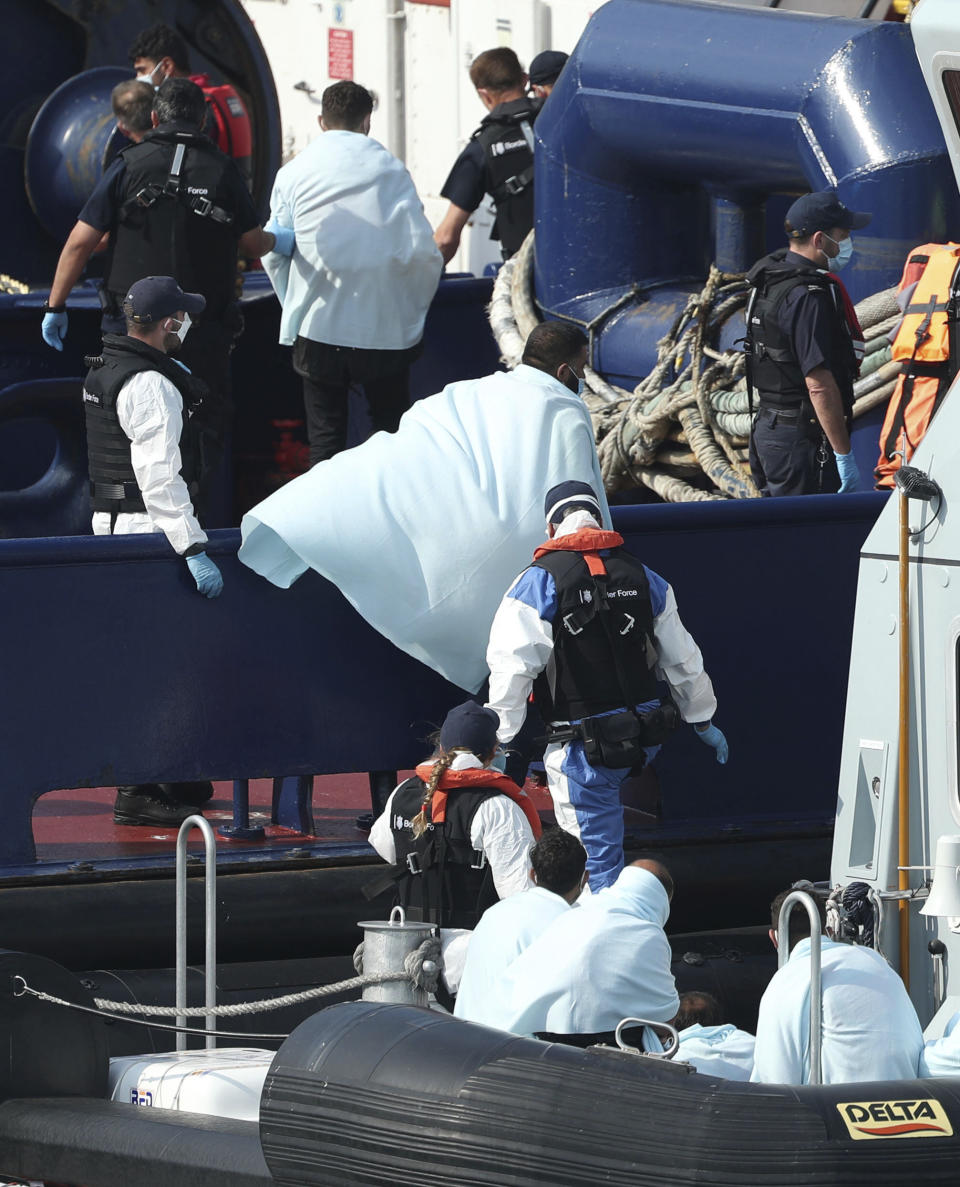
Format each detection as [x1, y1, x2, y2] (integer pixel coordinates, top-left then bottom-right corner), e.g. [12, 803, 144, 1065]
[262, 1002, 960, 1187]
[0, 948, 107, 1102]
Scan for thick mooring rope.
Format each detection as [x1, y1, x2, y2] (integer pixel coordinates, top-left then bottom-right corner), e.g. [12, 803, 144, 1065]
[490, 232, 900, 502]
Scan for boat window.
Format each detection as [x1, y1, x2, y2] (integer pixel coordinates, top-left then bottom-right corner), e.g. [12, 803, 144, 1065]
[944, 71, 960, 137]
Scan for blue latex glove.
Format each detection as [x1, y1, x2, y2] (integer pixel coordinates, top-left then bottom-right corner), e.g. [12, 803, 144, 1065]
[490, 749, 508, 773]
[264, 220, 295, 258]
[42, 311, 68, 351]
[695, 722, 728, 764]
[185, 552, 224, 598]
[834, 450, 860, 494]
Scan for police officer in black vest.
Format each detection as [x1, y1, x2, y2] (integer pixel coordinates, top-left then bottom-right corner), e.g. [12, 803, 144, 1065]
[368, 702, 540, 929]
[83, 275, 223, 828]
[43, 77, 292, 507]
[745, 190, 870, 497]
[434, 47, 540, 265]
[486, 481, 727, 893]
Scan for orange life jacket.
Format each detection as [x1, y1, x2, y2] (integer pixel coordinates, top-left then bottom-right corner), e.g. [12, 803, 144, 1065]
[875, 243, 960, 489]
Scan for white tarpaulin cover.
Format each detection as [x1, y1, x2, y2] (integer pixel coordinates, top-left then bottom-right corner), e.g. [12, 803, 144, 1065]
[238, 364, 609, 691]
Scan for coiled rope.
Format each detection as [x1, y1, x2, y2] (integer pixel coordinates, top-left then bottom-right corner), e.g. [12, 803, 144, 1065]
[490, 231, 900, 502]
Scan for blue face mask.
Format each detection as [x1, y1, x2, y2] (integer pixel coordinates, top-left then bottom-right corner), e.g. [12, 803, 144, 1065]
[565, 364, 585, 397]
[823, 233, 854, 271]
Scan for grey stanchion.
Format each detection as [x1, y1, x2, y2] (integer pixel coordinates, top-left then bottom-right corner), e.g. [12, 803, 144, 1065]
[176, 815, 218, 1050]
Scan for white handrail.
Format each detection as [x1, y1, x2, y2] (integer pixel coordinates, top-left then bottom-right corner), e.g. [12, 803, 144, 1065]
[175, 815, 217, 1051]
[777, 890, 822, 1085]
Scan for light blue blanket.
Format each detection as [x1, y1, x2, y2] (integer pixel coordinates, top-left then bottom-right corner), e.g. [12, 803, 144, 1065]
[239, 364, 609, 691]
[496, 865, 679, 1037]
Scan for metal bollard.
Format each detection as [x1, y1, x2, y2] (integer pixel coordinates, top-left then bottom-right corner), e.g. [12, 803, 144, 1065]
[357, 906, 435, 1006]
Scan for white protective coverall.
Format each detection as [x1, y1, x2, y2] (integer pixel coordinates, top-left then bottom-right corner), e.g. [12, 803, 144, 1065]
[677, 1023, 755, 1080]
[496, 864, 679, 1037]
[262, 130, 442, 350]
[238, 365, 609, 692]
[454, 884, 571, 1027]
[368, 752, 536, 902]
[90, 370, 206, 556]
[920, 1010, 960, 1077]
[485, 509, 716, 890]
[752, 938, 923, 1085]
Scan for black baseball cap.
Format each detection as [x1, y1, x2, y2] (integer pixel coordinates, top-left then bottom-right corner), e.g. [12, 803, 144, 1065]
[529, 50, 568, 86]
[123, 276, 206, 323]
[785, 190, 871, 239]
[544, 480, 602, 525]
[439, 702, 500, 757]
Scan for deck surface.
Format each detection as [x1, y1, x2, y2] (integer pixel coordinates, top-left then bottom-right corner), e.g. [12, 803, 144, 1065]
[32, 775, 556, 864]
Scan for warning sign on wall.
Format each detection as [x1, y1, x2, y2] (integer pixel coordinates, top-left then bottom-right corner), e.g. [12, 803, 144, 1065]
[328, 28, 354, 81]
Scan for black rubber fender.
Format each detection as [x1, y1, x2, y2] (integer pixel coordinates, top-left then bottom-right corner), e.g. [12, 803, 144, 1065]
[261, 1001, 960, 1186]
[0, 948, 108, 1103]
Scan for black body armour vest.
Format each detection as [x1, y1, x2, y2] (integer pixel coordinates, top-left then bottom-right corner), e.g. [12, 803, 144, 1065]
[104, 125, 239, 320]
[746, 251, 857, 412]
[471, 98, 539, 257]
[532, 548, 659, 722]
[82, 335, 208, 515]
[389, 776, 500, 929]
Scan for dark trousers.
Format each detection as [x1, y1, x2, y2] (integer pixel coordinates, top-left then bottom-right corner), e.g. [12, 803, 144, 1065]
[293, 336, 421, 466]
[749, 406, 840, 497]
[302, 371, 411, 465]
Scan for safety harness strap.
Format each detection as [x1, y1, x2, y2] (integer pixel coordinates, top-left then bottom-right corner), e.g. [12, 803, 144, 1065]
[122, 137, 235, 227]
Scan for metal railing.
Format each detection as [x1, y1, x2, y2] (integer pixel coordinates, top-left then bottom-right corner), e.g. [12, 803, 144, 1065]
[175, 815, 217, 1051]
[777, 889, 822, 1085]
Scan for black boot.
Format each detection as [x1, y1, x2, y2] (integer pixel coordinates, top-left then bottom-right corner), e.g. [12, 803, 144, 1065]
[114, 785, 195, 828]
[356, 770, 396, 831]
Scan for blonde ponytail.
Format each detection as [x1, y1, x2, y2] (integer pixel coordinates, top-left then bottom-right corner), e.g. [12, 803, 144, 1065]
[410, 747, 467, 838]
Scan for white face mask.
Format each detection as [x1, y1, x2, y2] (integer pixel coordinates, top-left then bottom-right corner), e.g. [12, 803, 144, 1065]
[134, 62, 163, 88]
[167, 312, 192, 344]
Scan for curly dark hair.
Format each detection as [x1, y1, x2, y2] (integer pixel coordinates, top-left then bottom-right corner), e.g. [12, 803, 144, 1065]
[673, 991, 724, 1031]
[321, 81, 373, 131]
[128, 23, 191, 72]
[530, 827, 587, 896]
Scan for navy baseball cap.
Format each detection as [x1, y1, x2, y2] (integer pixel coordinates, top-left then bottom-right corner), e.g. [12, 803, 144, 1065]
[529, 50, 568, 86]
[123, 276, 206, 323]
[785, 190, 871, 239]
[439, 702, 500, 756]
[544, 480, 602, 525]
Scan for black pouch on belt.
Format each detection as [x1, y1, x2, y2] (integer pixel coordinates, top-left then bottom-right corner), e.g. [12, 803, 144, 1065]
[580, 710, 646, 769]
[580, 701, 681, 768]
